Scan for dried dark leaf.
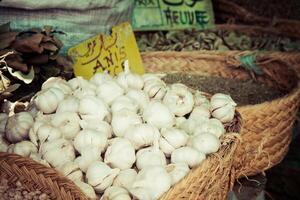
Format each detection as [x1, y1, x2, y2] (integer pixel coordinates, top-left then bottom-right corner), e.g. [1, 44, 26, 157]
[0, 32, 18, 49]
[12, 33, 44, 53]
[0, 22, 11, 34]
[52, 36, 63, 49]
[41, 42, 58, 52]
[42, 35, 53, 43]
[26, 54, 49, 65]
[6, 53, 28, 72]
[56, 55, 74, 72]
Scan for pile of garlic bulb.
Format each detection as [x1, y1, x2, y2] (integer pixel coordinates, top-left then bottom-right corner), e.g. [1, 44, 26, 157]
[0, 70, 237, 200]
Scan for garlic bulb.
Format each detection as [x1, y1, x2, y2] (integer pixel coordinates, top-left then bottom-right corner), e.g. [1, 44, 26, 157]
[0, 113, 8, 134]
[194, 91, 210, 108]
[194, 118, 225, 138]
[136, 146, 167, 170]
[56, 96, 80, 113]
[96, 81, 124, 105]
[73, 87, 96, 99]
[57, 161, 83, 182]
[124, 123, 160, 150]
[74, 129, 108, 154]
[189, 105, 211, 120]
[5, 112, 34, 143]
[75, 147, 102, 173]
[0, 136, 9, 152]
[126, 89, 149, 111]
[166, 163, 190, 185]
[130, 166, 171, 200]
[34, 87, 65, 114]
[90, 72, 112, 86]
[79, 118, 112, 138]
[210, 93, 237, 123]
[171, 147, 206, 168]
[175, 117, 186, 128]
[163, 83, 194, 116]
[34, 111, 53, 122]
[86, 161, 120, 193]
[104, 138, 135, 170]
[111, 109, 142, 137]
[179, 118, 198, 135]
[74, 180, 97, 199]
[111, 96, 138, 114]
[35, 124, 62, 144]
[42, 77, 72, 95]
[79, 96, 109, 120]
[159, 128, 189, 156]
[188, 133, 221, 154]
[113, 169, 137, 190]
[117, 71, 144, 91]
[143, 79, 167, 100]
[102, 186, 131, 200]
[51, 112, 80, 140]
[11, 141, 37, 157]
[40, 138, 75, 168]
[143, 100, 175, 129]
[29, 153, 50, 167]
[68, 76, 96, 91]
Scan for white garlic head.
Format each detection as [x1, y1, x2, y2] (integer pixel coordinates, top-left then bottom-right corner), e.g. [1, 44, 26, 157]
[136, 146, 167, 170]
[0, 136, 9, 152]
[194, 91, 210, 108]
[171, 146, 206, 168]
[188, 133, 221, 154]
[194, 118, 225, 138]
[86, 161, 120, 193]
[51, 112, 80, 140]
[42, 77, 72, 95]
[74, 180, 97, 199]
[34, 87, 65, 114]
[159, 128, 189, 156]
[0, 113, 8, 134]
[189, 105, 211, 120]
[56, 96, 80, 113]
[96, 81, 125, 105]
[163, 83, 194, 116]
[5, 112, 34, 143]
[166, 163, 190, 185]
[10, 141, 37, 157]
[143, 74, 167, 100]
[113, 169, 137, 190]
[210, 93, 237, 123]
[124, 123, 160, 150]
[79, 96, 109, 120]
[74, 147, 102, 173]
[111, 96, 138, 114]
[101, 186, 131, 200]
[104, 138, 136, 170]
[126, 89, 150, 111]
[57, 161, 83, 182]
[79, 118, 112, 138]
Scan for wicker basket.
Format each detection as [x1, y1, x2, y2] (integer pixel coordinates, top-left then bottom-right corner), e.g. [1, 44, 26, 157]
[141, 51, 300, 178]
[213, 0, 300, 39]
[0, 133, 240, 200]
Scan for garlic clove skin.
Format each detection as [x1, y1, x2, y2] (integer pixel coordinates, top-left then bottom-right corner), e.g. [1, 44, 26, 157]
[5, 112, 34, 143]
[101, 186, 131, 200]
[194, 118, 225, 138]
[90, 72, 113, 87]
[86, 161, 120, 193]
[0, 113, 8, 134]
[130, 166, 171, 200]
[124, 123, 160, 150]
[129, 187, 152, 200]
[0, 136, 9, 152]
[74, 129, 108, 154]
[117, 71, 144, 91]
[42, 77, 72, 95]
[79, 96, 109, 121]
[111, 96, 139, 114]
[34, 87, 65, 114]
[74, 180, 97, 199]
[189, 105, 211, 120]
[36, 124, 62, 143]
[73, 87, 96, 99]
[113, 169, 137, 190]
[171, 146, 206, 168]
[51, 112, 81, 140]
[74, 147, 102, 173]
[194, 91, 211, 108]
[68, 76, 96, 91]
[179, 118, 199, 135]
[143, 80, 167, 100]
[175, 116, 186, 128]
[56, 96, 80, 113]
[210, 93, 237, 123]
[57, 161, 83, 182]
[136, 146, 167, 170]
[96, 81, 125, 105]
[79, 118, 112, 139]
[189, 133, 221, 154]
[126, 89, 150, 111]
[143, 100, 175, 129]
[166, 163, 190, 185]
[11, 141, 37, 157]
[104, 138, 136, 170]
[111, 109, 142, 137]
[163, 83, 194, 117]
[40, 138, 75, 168]
[159, 128, 189, 156]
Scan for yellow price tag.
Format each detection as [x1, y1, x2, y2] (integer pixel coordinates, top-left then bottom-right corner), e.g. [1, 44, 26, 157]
[68, 22, 144, 79]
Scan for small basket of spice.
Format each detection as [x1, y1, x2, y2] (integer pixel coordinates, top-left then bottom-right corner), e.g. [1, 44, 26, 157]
[142, 50, 300, 178]
[0, 68, 242, 199]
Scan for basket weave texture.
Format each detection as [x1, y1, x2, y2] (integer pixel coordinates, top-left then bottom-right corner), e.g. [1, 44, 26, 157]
[0, 133, 239, 200]
[141, 51, 300, 178]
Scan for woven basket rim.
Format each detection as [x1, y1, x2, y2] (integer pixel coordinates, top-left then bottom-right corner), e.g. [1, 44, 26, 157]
[141, 51, 300, 108]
